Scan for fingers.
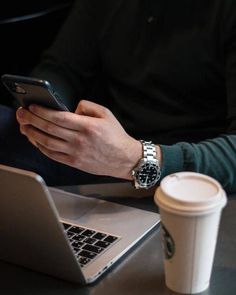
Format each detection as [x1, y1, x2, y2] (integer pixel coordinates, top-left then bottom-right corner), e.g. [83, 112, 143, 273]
[75, 100, 113, 118]
[27, 103, 99, 131]
[17, 100, 114, 136]
[16, 107, 71, 153]
[36, 143, 70, 166]
[20, 124, 69, 154]
[16, 107, 76, 141]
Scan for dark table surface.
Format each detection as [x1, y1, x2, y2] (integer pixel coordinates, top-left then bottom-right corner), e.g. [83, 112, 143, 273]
[0, 182, 235, 295]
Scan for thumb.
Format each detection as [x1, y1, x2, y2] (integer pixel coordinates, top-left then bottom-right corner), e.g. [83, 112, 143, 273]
[75, 100, 112, 118]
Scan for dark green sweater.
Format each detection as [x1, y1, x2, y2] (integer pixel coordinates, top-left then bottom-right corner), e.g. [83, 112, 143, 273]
[33, 0, 236, 193]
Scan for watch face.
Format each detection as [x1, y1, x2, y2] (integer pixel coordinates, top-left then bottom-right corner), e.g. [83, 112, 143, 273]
[136, 162, 161, 188]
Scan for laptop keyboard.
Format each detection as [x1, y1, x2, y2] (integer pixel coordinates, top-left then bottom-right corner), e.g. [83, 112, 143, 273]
[62, 222, 119, 268]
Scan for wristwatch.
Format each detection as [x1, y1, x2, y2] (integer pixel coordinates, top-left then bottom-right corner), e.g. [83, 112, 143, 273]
[131, 140, 161, 189]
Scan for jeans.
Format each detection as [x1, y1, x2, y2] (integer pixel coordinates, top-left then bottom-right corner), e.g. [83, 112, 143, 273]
[0, 104, 118, 186]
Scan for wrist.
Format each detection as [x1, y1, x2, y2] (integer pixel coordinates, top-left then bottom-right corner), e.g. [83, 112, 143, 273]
[155, 144, 162, 168]
[130, 141, 162, 189]
[116, 139, 162, 182]
[124, 139, 143, 181]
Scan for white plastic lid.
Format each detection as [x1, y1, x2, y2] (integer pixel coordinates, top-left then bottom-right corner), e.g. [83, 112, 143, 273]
[154, 172, 227, 216]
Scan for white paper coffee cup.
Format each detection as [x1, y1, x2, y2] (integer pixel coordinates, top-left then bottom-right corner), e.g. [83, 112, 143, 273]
[154, 172, 227, 294]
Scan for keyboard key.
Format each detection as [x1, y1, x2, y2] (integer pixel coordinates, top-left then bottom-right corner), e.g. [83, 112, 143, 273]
[95, 240, 110, 248]
[83, 244, 103, 254]
[83, 229, 96, 237]
[63, 223, 71, 230]
[104, 235, 118, 243]
[72, 241, 84, 249]
[78, 257, 90, 266]
[66, 232, 75, 239]
[84, 237, 96, 244]
[93, 232, 107, 240]
[79, 250, 97, 259]
[69, 226, 84, 235]
[73, 234, 86, 242]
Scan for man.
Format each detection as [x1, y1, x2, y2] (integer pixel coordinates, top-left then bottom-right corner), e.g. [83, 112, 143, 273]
[1, 0, 236, 192]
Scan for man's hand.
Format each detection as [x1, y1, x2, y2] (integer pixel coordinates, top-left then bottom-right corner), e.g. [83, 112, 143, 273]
[16, 100, 142, 180]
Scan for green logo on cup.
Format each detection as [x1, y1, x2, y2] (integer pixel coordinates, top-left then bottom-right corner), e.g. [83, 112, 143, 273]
[161, 222, 175, 259]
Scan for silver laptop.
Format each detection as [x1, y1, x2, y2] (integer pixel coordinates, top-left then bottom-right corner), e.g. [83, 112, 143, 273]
[0, 164, 160, 284]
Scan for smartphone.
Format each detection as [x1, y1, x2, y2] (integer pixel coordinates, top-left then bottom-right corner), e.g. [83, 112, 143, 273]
[1, 74, 69, 111]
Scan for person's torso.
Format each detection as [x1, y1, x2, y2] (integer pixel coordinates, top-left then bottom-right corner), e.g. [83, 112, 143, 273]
[93, 0, 232, 143]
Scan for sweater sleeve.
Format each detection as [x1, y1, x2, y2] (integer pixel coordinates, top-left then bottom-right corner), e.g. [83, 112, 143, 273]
[160, 3, 236, 194]
[160, 135, 236, 194]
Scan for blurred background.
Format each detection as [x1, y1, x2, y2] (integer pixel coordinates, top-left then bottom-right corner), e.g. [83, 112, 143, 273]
[0, 0, 74, 106]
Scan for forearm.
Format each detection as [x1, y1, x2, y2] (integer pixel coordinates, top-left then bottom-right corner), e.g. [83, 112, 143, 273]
[159, 134, 236, 193]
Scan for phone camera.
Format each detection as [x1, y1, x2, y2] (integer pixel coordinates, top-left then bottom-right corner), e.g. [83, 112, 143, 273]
[13, 83, 26, 94]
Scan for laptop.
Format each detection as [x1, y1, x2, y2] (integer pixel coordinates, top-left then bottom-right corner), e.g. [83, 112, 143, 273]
[0, 164, 160, 284]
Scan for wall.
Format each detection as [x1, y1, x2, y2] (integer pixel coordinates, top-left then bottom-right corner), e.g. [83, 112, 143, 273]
[0, 0, 74, 106]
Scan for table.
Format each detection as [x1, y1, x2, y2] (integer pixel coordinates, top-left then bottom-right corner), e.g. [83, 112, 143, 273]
[0, 182, 235, 295]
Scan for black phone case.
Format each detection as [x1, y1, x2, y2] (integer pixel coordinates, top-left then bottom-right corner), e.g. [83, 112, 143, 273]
[1, 74, 68, 111]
